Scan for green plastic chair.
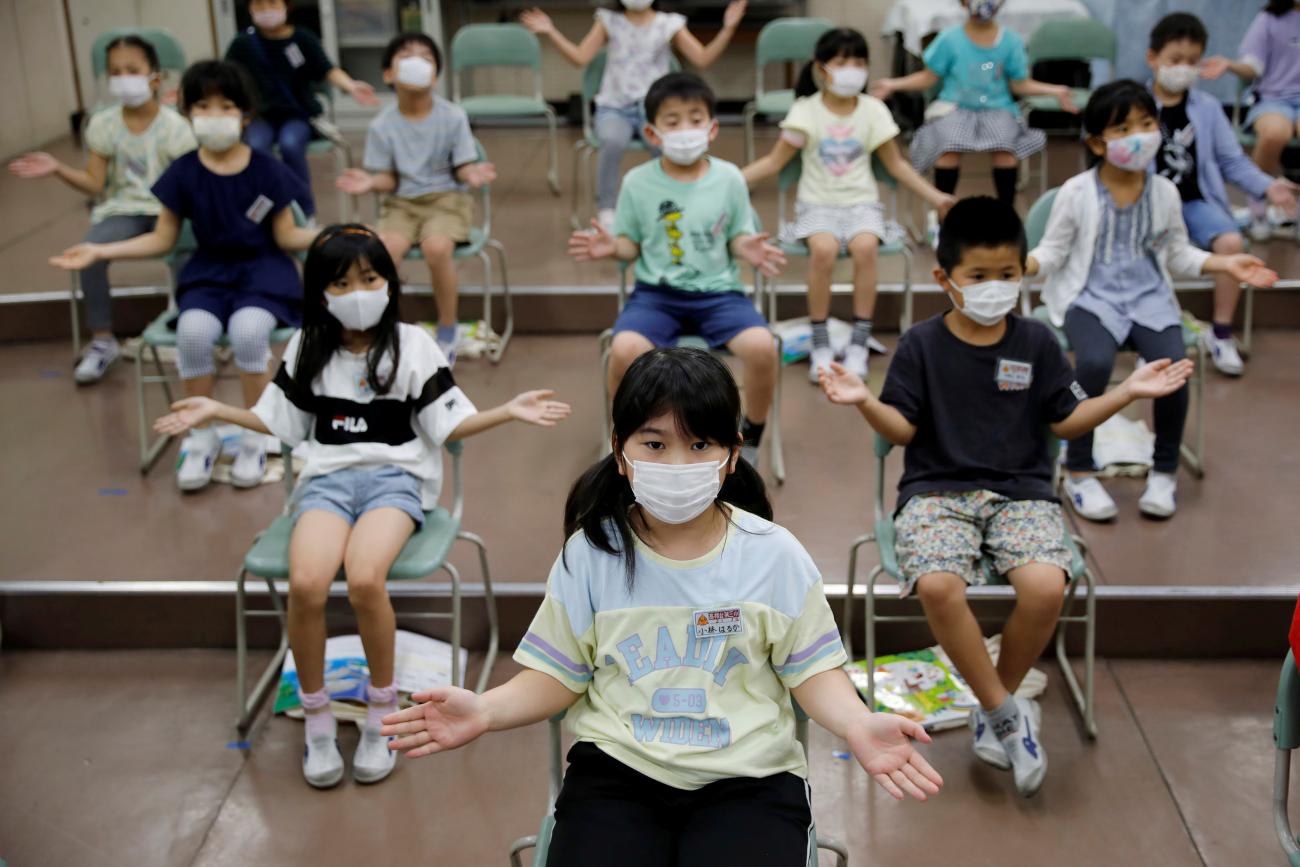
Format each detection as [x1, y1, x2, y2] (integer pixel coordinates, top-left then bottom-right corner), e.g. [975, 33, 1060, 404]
[134, 203, 306, 474]
[364, 138, 512, 363]
[846, 432, 1098, 738]
[742, 17, 835, 164]
[1023, 188, 1206, 477]
[234, 437, 500, 733]
[569, 50, 680, 230]
[1275, 651, 1300, 865]
[1019, 17, 1117, 197]
[91, 27, 187, 78]
[771, 151, 915, 332]
[596, 211, 786, 484]
[450, 23, 560, 196]
[508, 703, 848, 867]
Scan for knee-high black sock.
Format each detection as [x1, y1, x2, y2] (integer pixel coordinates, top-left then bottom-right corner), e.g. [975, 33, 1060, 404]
[993, 167, 1018, 206]
[934, 167, 960, 196]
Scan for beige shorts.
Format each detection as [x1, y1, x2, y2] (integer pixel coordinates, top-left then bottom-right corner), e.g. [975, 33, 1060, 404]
[378, 191, 472, 245]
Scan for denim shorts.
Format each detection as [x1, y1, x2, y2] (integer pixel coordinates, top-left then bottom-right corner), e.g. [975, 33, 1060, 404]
[1182, 199, 1240, 250]
[612, 283, 768, 349]
[1246, 94, 1300, 130]
[293, 465, 424, 528]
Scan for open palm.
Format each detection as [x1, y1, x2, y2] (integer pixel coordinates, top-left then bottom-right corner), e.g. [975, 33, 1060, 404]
[1125, 358, 1194, 399]
[819, 361, 871, 405]
[380, 686, 490, 758]
[508, 389, 572, 427]
[847, 713, 943, 801]
[735, 232, 786, 277]
[1224, 253, 1278, 288]
[568, 220, 616, 261]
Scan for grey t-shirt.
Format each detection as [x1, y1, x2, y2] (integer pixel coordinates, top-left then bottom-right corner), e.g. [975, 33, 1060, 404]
[362, 97, 477, 198]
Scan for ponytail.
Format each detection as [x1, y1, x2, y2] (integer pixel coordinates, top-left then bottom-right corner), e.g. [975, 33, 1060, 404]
[794, 61, 819, 98]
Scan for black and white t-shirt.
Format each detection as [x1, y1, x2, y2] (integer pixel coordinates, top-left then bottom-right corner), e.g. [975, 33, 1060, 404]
[253, 323, 477, 510]
[1156, 97, 1202, 203]
[879, 313, 1084, 509]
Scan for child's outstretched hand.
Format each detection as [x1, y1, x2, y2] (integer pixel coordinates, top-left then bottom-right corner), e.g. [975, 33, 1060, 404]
[507, 389, 572, 427]
[8, 152, 58, 179]
[460, 161, 497, 188]
[734, 232, 786, 277]
[1267, 177, 1300, 216]
[568, 220, 616, 261]
[154, 396, 222, 436]
[349, 80, 380, 107]
[723, 0, 747, 28]
[1054, 85, 1080, 114]
[335, 167, 374, 195]
[869, 79, 896, 101]
[935, 192, 958, 219]
[819, 361, 871, 406]
[848, 712, 943, 801]
[1222, 253, 1278, 287]
[519, 8, 555, 35]
[381, 686, 490, 758]
[49, 243, 102, 270]
[1199, 56, 1231, 80]
[1123, 357, 1194, 400]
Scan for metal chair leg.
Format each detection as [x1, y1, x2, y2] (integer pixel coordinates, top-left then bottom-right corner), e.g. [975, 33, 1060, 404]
[818, 836, 850, 867]
[1054, 564, 1098, 739]
[598, 328, 614, 453]
[509, 837, 538, 867]
[769, 334, 785, 486]
[570, 141, 587, 231]
[443, 561, 463, 689]
[743, 103, 757, 165]
[865, 565, 881, 709]
[70, 271, 82, 362]
[139, 344, 176, 474]
[544, 107, 561, 196]
[486, 239, 513, 364]
[901, 246, 914, 332]
[843, 535, 873, 660]
[236, 568, 290, 733]
[1180, 344, 1207, 478]
[458, 529, 499, 694]
[1242, 282, 1255, 356]
[476, 248, 495, 360]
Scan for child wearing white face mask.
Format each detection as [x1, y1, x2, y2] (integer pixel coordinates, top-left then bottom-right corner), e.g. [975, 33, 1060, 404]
[380, 346, 941, 860]
[522, 1, 747, 232]
[9, 35, 195, 385]
[872, 0, 1076, 218]
[1024, 81, 1277, 521]
[743, 27, 956, 383]
[336, 33, 495, 363]
[1144, 13, 1297, 377]
[822, 196, 1192, 797]
[570, 73, 785, 470]
[50, 60, 320, 492]
[153, 225, 569, 789]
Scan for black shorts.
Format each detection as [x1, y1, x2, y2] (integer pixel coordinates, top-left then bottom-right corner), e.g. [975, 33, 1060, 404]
[547, 742, 813, 867]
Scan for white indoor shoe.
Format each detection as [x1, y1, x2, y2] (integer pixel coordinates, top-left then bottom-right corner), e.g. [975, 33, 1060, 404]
[302, 715, 345, 789]
[230, 431, 268, 488]
[970, 708, 1011, 770]
[353, 723, 397, 784]
[176, 427, 221, 492]
[843, 343, 870, 380]
[74, 337, 120, 384]
[1000, 696, 1047, 798]
[1063, 475, 1117, 522]
[1205, 333, 1244, 376]
[1139, 471, 1177, 519]
[808, 346, 835, 384]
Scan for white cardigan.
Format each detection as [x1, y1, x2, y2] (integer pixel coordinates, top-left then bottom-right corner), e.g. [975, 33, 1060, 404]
[1029, 168, 1211, 327]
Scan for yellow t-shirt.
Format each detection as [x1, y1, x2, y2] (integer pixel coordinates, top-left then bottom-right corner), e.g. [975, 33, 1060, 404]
[514, 507, 848, 791]
[779, 93, 900, 207]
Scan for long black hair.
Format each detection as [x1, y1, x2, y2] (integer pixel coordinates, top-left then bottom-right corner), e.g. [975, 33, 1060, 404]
[795, 28, 869, 99]
[1081, 79, 1158, 166]
[295, 224, 403, 394]
[563, 348, 772, 588]
[1266, 1, 1297, 16]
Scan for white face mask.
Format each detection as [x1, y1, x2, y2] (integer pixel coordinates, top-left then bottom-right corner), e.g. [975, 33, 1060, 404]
[826, 66, 869, 98]
[191, 115, 243, 152]
[1104, 130, 1163, 172]
[624, 452, 728, 525]
[969, 0, 1003, 21]
[951, 279, 1020, 326]
[656, 126, 711, 166]
[395, 55, 435, 89]
[1156, 63, 1199, 94]
[326, 284, 390, 331]
[621, 0, 654, 10]
[252, 8, 288, 29]
[109, 74, 154, 108]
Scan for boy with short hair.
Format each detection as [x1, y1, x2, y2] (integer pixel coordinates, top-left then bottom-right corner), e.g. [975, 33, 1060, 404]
[820, 197, 1192, 797]
[336, 33, 495, 361]
[568, 72, 785, 467]
[1146, 12, 1296, 375]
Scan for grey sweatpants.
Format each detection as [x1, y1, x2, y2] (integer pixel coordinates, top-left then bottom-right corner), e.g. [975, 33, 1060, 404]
[78, 214, 165, 332]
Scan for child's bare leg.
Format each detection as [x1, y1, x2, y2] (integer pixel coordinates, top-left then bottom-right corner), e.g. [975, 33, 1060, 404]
[1252, 114, 1291, 176]
[607, 331, 655, 407]
[182, 375, 216, 399]
[804, 233, 839, 321]
[288, 510, 352, 694]
[343, 507, 416, 687]
[379, 231, 413, 264]
[726, 326, 776, 424]
[1210, 232, 1246, 328]
[847, 233, 879, 320]
[997, 563, 1066, 694]
[420, 234, 459, 329]
[916, 571, 1008, 710]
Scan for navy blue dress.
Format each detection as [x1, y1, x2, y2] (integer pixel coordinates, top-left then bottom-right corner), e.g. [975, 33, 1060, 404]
[151, 148, 303, 326]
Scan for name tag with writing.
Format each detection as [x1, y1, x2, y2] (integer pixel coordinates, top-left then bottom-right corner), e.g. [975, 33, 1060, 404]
[245, 194, 274, 224]
[693, 607, 742, 638]
[284, 43, 306, 68]
[995, 358, 1033, 391]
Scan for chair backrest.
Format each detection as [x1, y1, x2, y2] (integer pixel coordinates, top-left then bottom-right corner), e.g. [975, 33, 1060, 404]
[451, 23, 543, 102]
[1026, 18, 1116, 65]
[1024, 187, 1060, 249]
[775, 151, 896, 235]
[754, 17, 834, 96]
[91, 27, 187, 78]
[1278, 651, 1300, 750]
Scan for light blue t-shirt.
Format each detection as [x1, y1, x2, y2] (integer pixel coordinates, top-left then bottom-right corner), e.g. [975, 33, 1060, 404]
[613, 157, 756, 294]
[362, 97, 477, 198]
[925, 25, 1028, 113]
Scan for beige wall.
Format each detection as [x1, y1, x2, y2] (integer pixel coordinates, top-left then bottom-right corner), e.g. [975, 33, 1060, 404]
[0, 0, 80, 157]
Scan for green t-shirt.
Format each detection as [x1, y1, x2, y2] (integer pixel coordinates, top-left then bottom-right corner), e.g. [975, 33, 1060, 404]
[83, 105, 196, 223]
[613, 157, 756, 294]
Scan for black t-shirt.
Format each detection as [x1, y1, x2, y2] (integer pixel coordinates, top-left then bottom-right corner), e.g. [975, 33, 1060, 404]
[879, 313, 1085, 509]
[225, 27, 334, 124]
[1157, 97, 1202, 202]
